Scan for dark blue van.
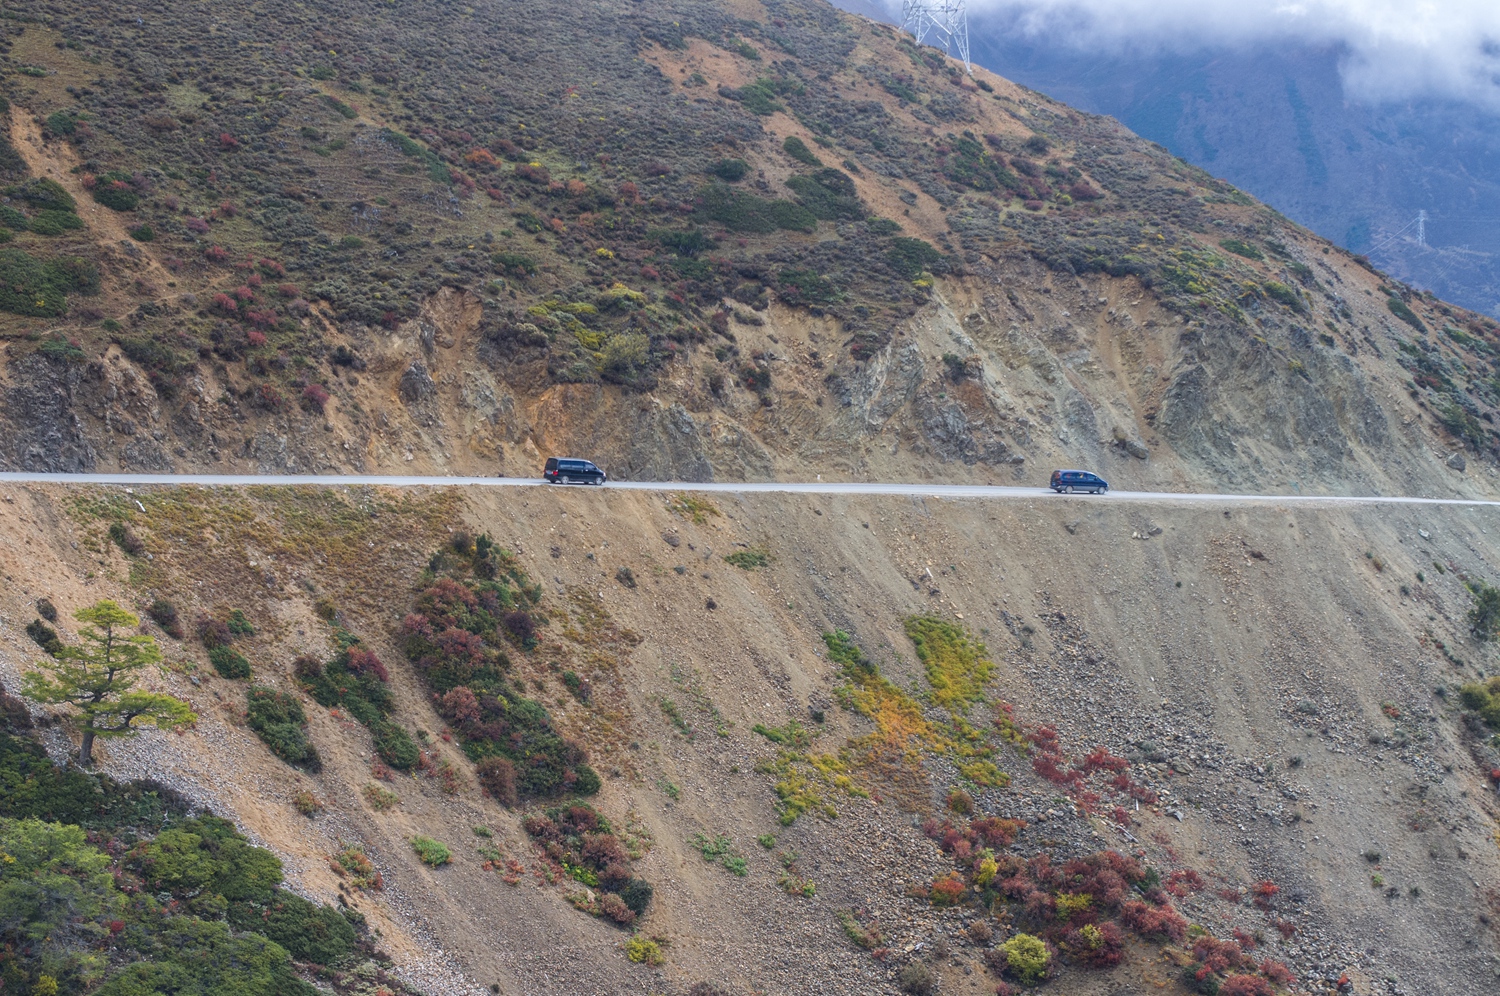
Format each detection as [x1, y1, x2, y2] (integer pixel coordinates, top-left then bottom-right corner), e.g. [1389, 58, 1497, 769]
[1049, 469, 1108, 494]
[544, 457, 607, 485]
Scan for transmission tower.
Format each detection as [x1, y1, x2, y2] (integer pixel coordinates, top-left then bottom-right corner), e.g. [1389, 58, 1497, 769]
[901, 0, 971, 74]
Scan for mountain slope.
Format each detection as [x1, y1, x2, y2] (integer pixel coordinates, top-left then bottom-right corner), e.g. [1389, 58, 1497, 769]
[0, 0, 1495, 499]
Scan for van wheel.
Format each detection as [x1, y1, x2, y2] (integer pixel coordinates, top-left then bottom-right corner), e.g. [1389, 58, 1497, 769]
[1066, 485, 1074, 494]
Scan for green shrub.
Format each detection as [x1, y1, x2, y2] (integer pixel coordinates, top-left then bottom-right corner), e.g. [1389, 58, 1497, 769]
[1219, 238, 1264, 260]
[1262, 281, 1305, 312]
[91, 172, 140, 212]
[226, 889, 356, 964]
[707, 158, 749, 181]
[0, 205, 26, 230]
[624, 936, 665, 965]
[783, 136, 822, 167]
[208, 646, 251, 679]
[44, 111, 78, 135]
[785, 169, 863, 220]
[724, 548, 770, 570]
[1387, 296, 1426, 332]
[1468, 582, 1500, 641]
[887, 237, 944, 280]
[1000, 932, 1050, 982]
[128, 225, 155, 242]
[226, 609, 254, 636]
[410, 835, 452, 866]
[654, 228, 717, 257]
[1458, 677, 1500, 728]
[372, 719, 420, 770]
[0, 248, 98, 317]
[128, 816, 282, 904]
[776, 268, 838, 304]
[26, 210, 84, 236]
[25, 619, 62, 656]
[10, 179, 76, 212]
[493, 251, 537, 276]
[897, 963, 937, 995]
[697, 183, 815, 233]
[245, 686, 319, 770]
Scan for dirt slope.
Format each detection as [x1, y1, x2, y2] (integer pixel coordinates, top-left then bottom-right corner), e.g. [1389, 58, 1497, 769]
[1, 481, 1496, 996]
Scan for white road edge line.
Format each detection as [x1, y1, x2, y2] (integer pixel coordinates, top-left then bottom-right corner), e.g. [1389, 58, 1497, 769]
[0, 473, 1497, 507]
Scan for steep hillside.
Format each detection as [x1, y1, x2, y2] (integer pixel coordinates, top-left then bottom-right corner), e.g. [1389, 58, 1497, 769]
[1, 481, 1499, 996]
[0, 0, 1496, 496]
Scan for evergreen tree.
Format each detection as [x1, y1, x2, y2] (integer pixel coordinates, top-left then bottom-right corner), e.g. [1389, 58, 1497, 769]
[22, 600, 195, 765]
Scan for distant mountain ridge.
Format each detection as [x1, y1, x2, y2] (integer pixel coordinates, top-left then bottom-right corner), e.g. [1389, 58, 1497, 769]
[833, 2, 1500, 319]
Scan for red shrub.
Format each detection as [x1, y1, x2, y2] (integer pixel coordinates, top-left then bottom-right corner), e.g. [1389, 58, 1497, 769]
[970, 817, 1024, 849]
[1067, 181, 1103, 201]
[503, 609, 536, 645]
[301, 383, 330, 413]
[515, 163, 549, 184]
[217, 200, 238, 217]
[599, 891, 635, 925]
[1271, 918, 1297, 940]
[1250, 880, 1279, 910]
[255, 384, 285, 410]
[1165, 869, 1205, 897]
[276, 283, 299, 298]
[219, 132, 239, 150]
[346, 647, 388, 682]
[434, 627, 486, 666]
[1120, 900, 1187, 942]
[1193, 936, 1248, 974]
[441, 686, 481, 727]
[185, 217, 211, 234]
[1079, 747, 1130, 774]
[1260, 960, 1295, 985]
[618, 181, 638, 203]
[196, 614, 232, 649]
[478, 756, 518, 807]
[246, 330, 268, 348]
[1219, 975, 1274, 996]
[1232, 927, 1257, 951]
[204, 245, 230, 263]
[929, 874, 965, 906]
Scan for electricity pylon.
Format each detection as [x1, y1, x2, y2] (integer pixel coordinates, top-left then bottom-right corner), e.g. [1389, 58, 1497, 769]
[901, 0, 971, 73]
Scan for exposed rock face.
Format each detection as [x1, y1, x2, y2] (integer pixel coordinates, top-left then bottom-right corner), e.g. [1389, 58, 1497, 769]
[399, 361, 437, 405]
[0, 354, 96, 472]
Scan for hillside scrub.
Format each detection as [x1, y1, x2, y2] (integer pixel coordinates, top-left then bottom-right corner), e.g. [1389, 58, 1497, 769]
[523, 803, 652, 925]
[245, 685, 320, 770]
[404, 533, 600, 799]
[0, 708, 386, 994]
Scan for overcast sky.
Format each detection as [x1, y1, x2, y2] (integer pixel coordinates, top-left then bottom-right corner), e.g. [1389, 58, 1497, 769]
[916, 1, 1500, 108]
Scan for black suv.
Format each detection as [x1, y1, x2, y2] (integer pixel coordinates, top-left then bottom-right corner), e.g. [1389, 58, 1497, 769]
[1049, 469, 1108, 494]
[543, 457, 607, 485]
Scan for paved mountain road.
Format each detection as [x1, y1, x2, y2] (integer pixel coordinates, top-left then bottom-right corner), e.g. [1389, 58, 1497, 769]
[1, 472, 1498, 507]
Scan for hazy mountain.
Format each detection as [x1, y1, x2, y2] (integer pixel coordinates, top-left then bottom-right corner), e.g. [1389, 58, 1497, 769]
[832, 2, 1500, 318]
[965, 30, 1500, 318]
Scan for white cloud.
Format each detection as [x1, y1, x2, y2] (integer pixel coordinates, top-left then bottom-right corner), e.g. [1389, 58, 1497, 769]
[903, 1, 1500, 107]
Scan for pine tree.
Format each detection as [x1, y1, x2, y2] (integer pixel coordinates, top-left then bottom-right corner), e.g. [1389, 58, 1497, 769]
[22, 600, 195, 765]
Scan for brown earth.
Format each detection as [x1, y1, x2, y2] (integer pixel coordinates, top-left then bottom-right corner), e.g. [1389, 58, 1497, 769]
[1, 480, 1497, 995]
